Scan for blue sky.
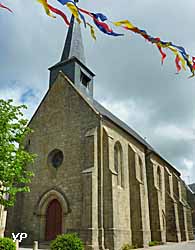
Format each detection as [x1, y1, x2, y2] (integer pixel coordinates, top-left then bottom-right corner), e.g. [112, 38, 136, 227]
[0, 0, 194, 183]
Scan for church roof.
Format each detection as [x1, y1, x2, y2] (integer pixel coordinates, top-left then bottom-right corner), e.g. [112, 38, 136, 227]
[189, 183, 195, 193]
[92, 100, 154, 151]
[61, 15, 85, 64]
[90, 98, 180, 176]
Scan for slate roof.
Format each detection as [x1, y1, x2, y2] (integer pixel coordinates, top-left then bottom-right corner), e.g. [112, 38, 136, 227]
[61, 15, 85, 64]
[189, 183, 195, 193]
[90, 99, 181, 176]
[92, 100, 154, 151]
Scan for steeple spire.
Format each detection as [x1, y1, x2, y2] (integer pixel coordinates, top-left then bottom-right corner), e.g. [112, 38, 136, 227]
[61, 15, 85, 64]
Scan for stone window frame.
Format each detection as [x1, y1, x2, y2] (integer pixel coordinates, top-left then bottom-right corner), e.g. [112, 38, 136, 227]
[164, 166, 173, 198]
[114, 141, 124, 188]
[135, 154, 144, 185]
[162, 210, 166, 230]
[47, 149, 64, 169]
[157, 166, 162, 192]
[178, 180, 183, 203]
[172, 173, 184, 203]
[153, 164, 164, 198]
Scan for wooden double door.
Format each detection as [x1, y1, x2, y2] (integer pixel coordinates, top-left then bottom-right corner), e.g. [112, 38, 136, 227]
[45, 199, 62, 241]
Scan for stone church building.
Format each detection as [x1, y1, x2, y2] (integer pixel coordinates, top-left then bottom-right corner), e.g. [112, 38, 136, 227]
[6, 16, 194, 249]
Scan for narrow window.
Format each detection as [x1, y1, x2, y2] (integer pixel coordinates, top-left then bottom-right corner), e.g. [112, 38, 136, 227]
[138, 156, 144, 182]
[114, 142, 124, 187]
[157, 167, 162, 191]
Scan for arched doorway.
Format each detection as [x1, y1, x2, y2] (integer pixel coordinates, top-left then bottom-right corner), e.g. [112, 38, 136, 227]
[45, 199, 62, 241]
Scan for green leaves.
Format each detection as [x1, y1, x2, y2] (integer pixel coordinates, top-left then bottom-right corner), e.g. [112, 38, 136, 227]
[50, 234, 84, 250]
[0, 237, 16, 250]
[0, 99, 36, 207]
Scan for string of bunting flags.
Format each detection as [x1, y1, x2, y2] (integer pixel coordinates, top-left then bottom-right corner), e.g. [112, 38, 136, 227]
[1, 0, 195, 78]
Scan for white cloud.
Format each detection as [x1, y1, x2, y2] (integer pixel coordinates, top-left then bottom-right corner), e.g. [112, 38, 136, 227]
[154, 125, 194, 141]
[180, 159, 194, 184]
[100, 98, 154, 128]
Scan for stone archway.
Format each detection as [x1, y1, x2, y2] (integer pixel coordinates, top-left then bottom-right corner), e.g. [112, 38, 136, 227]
[35, 189, 70, 241]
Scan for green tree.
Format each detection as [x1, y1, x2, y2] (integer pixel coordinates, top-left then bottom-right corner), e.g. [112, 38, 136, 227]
[0, 99, 35, 207]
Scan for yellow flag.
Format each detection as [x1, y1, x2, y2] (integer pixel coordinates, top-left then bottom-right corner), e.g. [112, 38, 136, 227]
[87, 23, 96, 40]
[113, 20, 135, 29]
[169, 46, 186, 70]
[37, 0, 55, 18]
[66, 2, 81, 24]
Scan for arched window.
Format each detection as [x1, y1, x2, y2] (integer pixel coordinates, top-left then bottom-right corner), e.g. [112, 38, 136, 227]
[114, 141, 124, 187]
[162, 211, 166, 230]
[157, 167, 162, 191]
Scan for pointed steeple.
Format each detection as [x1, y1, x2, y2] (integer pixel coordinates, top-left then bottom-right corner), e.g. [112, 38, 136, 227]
[49, 8, 95, 99]
[61, 15, 85, 64]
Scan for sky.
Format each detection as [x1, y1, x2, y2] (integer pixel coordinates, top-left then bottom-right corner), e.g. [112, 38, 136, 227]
[0, 0, 194, 184]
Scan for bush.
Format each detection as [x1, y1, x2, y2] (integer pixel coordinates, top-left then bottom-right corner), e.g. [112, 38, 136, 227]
[121, 243, 137, 250]
[50, 233, 84, 250]
[0, 237, 16, 250]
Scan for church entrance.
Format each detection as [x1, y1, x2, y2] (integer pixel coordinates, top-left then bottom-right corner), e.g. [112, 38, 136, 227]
[45, 199, 62, 241]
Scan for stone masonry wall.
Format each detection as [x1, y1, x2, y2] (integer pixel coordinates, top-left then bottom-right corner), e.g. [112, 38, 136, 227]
[102, 120, 151, 249]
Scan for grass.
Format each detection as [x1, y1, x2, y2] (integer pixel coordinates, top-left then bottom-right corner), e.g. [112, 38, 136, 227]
[149, 241, 163, 247]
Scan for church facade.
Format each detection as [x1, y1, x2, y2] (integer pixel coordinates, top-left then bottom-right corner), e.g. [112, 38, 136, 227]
[6, 16, 194, 250]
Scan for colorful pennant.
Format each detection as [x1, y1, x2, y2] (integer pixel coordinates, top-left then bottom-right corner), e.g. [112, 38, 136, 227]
[87, 22, 96, 40]
[66, 2, 81, 23]
[0, 2, 12, 12]
[37, 0, 56, 18]
[92, 13, 124, 37]
[48, 4, 70, 26]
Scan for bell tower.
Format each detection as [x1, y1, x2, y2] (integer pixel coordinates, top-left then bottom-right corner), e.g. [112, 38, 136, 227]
[49, 6, 95, 99]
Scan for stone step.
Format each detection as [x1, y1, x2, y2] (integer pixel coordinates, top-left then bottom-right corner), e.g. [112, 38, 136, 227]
[39, 241, 50, 249]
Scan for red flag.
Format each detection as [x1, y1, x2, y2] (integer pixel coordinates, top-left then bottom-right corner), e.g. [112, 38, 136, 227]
[192, 57, 195, 70]
[0, 3, 12, 13]
[157, 45, 166, 64]
[48, 4, 70, 26]
[175, 54, 181, 73]
[78, 7, 93, 17]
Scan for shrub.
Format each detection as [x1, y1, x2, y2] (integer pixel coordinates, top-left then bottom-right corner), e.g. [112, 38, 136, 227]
[0, 237, 16, 250]
[50, 233, 84, 250]
[121, 243, 137, 250]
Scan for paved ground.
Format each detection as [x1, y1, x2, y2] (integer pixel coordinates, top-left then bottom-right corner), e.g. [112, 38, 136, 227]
[19, 241, 195, 250]
[139, 241, 195, 250]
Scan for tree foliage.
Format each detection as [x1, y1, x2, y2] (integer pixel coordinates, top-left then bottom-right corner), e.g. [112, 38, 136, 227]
[0, 99, 35, 207]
